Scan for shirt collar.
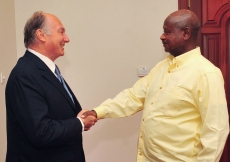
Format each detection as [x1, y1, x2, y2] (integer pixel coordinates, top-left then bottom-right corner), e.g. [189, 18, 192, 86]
[166, 47, 201, 68]
[27, 48, 56, 74]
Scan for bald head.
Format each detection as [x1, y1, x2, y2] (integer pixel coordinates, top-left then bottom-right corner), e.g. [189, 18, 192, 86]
[165, 9, 200, 40]
[160, 9, 201, 56]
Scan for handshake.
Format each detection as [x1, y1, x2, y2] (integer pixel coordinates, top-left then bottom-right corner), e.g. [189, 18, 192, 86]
[77, 110, 98, 131]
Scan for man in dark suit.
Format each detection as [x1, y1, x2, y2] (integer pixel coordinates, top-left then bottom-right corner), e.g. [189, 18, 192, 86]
[5, 11, 96, 162]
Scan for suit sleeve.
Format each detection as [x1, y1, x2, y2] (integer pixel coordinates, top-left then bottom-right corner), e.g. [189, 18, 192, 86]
[7, 73, 83, 148]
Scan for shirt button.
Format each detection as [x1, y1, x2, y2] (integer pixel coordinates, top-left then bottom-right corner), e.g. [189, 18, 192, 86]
[160, 87, 162, 89]
[142, 119, 144, 121]
[168, 70, 170, 73]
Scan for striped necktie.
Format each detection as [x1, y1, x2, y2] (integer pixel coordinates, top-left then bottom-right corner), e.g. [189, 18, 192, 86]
[55, 65, 75, 104]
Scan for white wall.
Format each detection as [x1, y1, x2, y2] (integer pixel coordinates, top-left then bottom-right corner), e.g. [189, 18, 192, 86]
[0, 0, 17, 161]
[13, 1, 177, 161]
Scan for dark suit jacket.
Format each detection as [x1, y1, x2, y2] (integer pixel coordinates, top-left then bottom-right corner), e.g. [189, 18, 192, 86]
[5, 50, 85, 162]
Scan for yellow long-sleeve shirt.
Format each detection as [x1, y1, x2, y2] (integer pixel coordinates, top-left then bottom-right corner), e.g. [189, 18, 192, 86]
[94, 47, 229, 162]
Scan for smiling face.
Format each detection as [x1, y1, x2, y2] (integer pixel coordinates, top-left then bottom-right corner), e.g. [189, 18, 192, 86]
[43, 14, 70, 61]
[160, 17, 186, 57]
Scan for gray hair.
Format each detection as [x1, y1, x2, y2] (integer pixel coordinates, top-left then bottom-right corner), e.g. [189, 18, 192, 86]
[24, 11, 50, 48]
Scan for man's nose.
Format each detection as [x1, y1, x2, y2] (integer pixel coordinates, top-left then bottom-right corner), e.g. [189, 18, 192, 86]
[64, 34, 70, 43]
[160, 33, 165, 40]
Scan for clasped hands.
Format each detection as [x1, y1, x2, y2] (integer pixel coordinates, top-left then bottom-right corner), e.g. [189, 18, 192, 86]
[77, 110, 98, 131]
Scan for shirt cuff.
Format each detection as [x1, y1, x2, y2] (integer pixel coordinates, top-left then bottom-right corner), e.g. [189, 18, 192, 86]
[93, 107, 105, 119]
[77, 117, 84, 132]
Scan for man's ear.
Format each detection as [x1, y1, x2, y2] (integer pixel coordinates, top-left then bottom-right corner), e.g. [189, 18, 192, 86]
[35, 29, 46, 42]
[183, 27, 191, 40]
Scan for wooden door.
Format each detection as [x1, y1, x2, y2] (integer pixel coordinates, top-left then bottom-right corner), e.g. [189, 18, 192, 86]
[179, 0, 230, 161]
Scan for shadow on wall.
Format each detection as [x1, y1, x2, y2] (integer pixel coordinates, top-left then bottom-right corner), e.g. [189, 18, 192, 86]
[83, 111, 143, 153]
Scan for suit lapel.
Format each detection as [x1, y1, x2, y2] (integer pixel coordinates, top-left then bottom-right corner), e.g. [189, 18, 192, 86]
[24, 51, 78, 111]
[43, 70, 77, 109]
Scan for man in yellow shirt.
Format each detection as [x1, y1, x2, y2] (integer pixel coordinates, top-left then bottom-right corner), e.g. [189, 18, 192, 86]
[83, 9, 229, 161]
